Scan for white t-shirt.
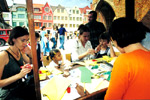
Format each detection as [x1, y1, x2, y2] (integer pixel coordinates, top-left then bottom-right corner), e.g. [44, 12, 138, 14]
[71, 39, 95, 62]
[46, 60, 71, 74]
[51, 30, 57, 38]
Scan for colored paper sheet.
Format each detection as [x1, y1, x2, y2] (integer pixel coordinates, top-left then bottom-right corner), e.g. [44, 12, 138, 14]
[78, 67, 93, 83]
[41, 76, 71, 100]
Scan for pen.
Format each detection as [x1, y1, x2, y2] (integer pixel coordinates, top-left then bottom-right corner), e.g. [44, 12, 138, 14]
[84, 83, 86, 95]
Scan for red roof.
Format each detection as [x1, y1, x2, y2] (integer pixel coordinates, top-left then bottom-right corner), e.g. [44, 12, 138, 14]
[79, 6, 91, 14]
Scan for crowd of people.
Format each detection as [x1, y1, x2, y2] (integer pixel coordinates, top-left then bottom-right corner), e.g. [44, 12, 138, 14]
[0, 10, 150, 100]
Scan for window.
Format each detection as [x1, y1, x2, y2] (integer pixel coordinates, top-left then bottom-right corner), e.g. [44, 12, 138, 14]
[70, 17, 72, 20]
[18, 14, 25, 18]
[13, 14, 16, 18]
[57, 9, 60, 13]
[34, 8, 39, 12]
[58, 16, 60, 20]
[61, 9, 64, 13]
[80, 17, 82, 21]
[73, 24, 75, 28]
[17, 8, 25, 11]
[73, 10, 75, 14]
[43, 15, 47, 20]
[13, 22, 16, 27]
[39, 23, 42, 27]
[65, 24, 68, 28]
[48, 23, 52, 27]
[70, 24, 72, 28]
[77, 24, 79, 28]
[54, 16, 56, 20]
[77, 17, 79, 21]
[0, 31, 6, 35]
[65, 16, 67, 20]
[44, 23, 47, 27]
[76, 10, 79, 14]
[36, 23, 38, 26]
[84, 17, 86, 21]
[48, 16, 52, 20]
[19, 22, 24, 26]
[3, 14, 9, 19]
[73, 17, 75, 21]
[61, 16, 64, 20]
[45, 7, 49, 13]
[34, 15, 41, 19]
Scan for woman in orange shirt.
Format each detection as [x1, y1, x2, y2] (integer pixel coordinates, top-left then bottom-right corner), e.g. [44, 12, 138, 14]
[105, 18, 150, 99]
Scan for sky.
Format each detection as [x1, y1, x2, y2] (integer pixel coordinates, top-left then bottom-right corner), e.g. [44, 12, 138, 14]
[6, 0, 92, 8]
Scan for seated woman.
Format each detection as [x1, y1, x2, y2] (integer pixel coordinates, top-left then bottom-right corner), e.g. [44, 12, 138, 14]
[95, 32, 116, 58]
[105, 18, 150, 99]
[0, 26, 36, 100]
[71, 25, 95, 62]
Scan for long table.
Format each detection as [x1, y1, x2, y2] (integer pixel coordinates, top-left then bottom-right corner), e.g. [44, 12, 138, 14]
[40, 58, 115, 100]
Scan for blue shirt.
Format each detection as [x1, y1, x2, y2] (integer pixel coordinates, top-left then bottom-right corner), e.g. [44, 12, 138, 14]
[58, 27, 66, 35]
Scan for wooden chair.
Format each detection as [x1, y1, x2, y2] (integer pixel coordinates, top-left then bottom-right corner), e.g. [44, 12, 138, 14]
[115, 52, 121, 57]
[42, 56, 51, 67]
[65, 53, 71, 62]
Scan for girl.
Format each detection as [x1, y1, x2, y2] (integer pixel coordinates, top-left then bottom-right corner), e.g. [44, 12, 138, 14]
[46, 49, 71, 75]
[95, 32, 116, 58]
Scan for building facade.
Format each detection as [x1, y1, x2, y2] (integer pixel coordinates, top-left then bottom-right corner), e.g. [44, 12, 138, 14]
[33, 2, 53, 31]
[11, 4, 28, 28]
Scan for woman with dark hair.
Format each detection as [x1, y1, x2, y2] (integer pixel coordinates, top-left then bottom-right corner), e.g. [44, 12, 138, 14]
[0, 26, 36, 100]
[105, 18, 150, 99]
[71, 25, 95, 61]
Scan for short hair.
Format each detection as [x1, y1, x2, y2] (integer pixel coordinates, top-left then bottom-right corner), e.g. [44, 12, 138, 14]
[78, 24, 84, 31]
[60, 24, 64, 27]
[41, 26, 46, 30]
[8, 26, 29, 45]
[47, 49, 60, 60]
[99, 32, 110, 43]
[35, 32, 40, 39]
[109, 17, 146, 48]
[79, 25, 90, 35]
[89, 11, 97, 20]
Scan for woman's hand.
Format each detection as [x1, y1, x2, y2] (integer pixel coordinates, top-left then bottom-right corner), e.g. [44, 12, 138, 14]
[21, 45, 31, 55]
[18, 64, 32, 79]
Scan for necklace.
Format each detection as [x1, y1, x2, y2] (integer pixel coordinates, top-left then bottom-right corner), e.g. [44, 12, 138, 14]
[9, 47, 19, 58]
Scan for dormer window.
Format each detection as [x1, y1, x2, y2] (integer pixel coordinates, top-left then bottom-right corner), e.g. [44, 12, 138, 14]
[45, 7, 49, 13]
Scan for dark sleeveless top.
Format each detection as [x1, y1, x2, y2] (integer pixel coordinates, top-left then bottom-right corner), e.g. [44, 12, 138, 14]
[1, 50, 24, 89]
[96, 47, 110, 58]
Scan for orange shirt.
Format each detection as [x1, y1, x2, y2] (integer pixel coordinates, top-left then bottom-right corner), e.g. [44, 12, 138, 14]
[105, 49, 150, 99]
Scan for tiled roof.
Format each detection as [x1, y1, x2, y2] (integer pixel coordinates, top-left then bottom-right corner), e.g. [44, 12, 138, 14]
[79, 6, 91, 14]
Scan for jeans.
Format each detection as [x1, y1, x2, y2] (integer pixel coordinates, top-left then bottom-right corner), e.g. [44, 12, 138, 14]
[51, 37, 56, 49]
[59, 35, 65, 50]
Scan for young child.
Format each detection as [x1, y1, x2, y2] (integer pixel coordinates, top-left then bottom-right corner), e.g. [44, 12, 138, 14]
[95, 32, 116, 58]
[46, 49, 71, 75]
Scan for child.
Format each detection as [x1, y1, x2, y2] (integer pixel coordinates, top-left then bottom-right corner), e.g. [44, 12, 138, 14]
[95, 32, 116, 58]
[46, 49, 71, 75]
[43, 33, 50, 56]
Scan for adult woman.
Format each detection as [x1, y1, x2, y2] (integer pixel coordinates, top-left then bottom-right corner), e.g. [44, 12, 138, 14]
[0, 26, 36, 100]
[105, 18, 150, 99]
[71, 25, 95, 62]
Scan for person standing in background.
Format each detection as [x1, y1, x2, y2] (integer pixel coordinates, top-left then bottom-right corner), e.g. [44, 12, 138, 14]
[58, 24, 67, 50]
[50, 26, 57, 49]
[85, 11, 106, 49]
[40, 26, 47, 55]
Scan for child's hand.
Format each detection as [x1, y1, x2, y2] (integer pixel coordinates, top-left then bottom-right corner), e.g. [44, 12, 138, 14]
[95, 44, 101, 53]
